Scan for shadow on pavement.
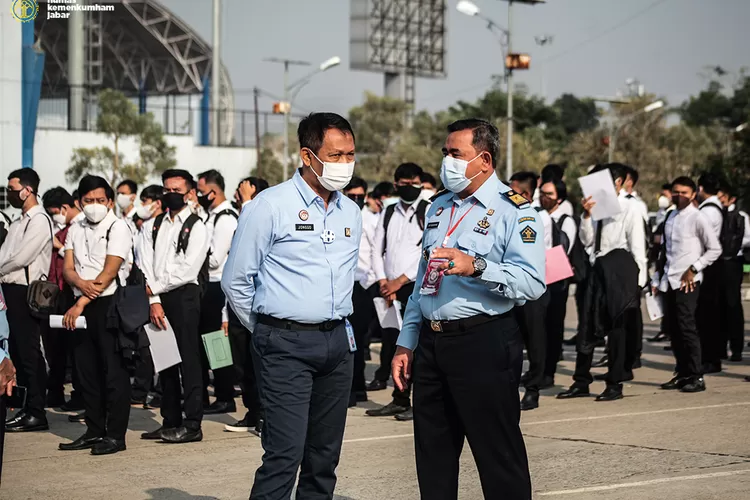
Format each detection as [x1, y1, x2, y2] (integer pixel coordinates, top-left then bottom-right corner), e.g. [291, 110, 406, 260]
[144, 488, 219, 500]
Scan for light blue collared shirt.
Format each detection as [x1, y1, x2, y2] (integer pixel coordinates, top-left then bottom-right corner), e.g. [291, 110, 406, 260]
[0, 289, 8, 363]
[396, 174, 546, 351]
[222, 170, 363, 331]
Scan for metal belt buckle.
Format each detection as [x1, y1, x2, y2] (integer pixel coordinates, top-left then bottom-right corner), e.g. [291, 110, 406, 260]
[430, 320, 443, 332]
[322, 321, 334, 331]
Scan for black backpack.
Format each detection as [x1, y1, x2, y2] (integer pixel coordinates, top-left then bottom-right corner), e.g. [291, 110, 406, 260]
[557, 214, 588, 284]
[0, 211, 10, 249]
[700, 203, 746, 258]
[382, 199, 429, 255]
[152, 212, 210, 296]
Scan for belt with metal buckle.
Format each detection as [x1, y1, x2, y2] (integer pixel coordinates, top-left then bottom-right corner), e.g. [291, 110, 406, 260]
[424, 312, 511, 334]
[257, 315, 343, 332]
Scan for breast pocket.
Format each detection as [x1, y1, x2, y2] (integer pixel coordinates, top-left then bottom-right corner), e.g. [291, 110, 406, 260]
[456, 231, 494, 257]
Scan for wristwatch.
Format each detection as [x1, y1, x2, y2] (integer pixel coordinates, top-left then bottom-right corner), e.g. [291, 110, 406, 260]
[471, 256, 487, 278]
[689, 265, 698, 274]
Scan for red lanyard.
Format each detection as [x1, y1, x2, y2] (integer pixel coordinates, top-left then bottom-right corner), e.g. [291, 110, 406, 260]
[442, 201, 478, 247]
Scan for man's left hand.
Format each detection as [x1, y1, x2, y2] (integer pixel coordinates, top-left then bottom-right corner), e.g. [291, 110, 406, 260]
[380, 279, 403, 297]
[432, 248, 476, 277]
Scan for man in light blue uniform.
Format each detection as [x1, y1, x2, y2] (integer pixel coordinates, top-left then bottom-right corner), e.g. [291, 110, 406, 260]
[222, 112, 362, 500]
[391, 119, 545, 500]
[0, 288, 17, 474]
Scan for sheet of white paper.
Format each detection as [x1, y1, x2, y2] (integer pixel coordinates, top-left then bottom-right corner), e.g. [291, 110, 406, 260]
[645, 293, 664, 322]
[578, 169, 622, 221]
[144, 319, 182, 373]
[373, 298, 403, 330]
[49, 315, 87, 329]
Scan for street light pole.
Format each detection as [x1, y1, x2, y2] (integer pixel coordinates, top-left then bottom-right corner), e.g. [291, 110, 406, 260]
[506, 0, 514, 181]
[282, 60, 290, 181]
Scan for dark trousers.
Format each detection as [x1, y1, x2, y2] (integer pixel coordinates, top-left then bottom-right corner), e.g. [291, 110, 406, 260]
[74, 296, 131, 440]
[413, 314, 531, 500]
[373, 282, 414, 407]
[349, 283, 373, 395]
[721, 258, 745, 357]
[666, 284, 702, 377]
[573, 317, 634, 387]
[697, 263, 723, 366]
[41, 286, 77, 403]
[516, 290, 550, 392]
[227, 307, 261, 418]
[627, 294, 644, 361]
[544, 283, 569, 379]
[2, 284, 46, 417]
[131, 347, 160, 401]
[160, 285, 203, 430]
[199, 282, 236, 403]
[250, 322, 353, 500]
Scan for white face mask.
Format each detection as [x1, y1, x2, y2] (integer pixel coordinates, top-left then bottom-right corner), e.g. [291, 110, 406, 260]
[440, 154, 482, 193]
[136, 203, 156, 220]
[421, 189, 437, 200]
[309, 151, 355, 192]
[52, 210, 67, 227]
[116, 193, 134, 211]
[83, 203, 109, 224]
[382, 197, 399, 208]
[657, 195, 670, 209]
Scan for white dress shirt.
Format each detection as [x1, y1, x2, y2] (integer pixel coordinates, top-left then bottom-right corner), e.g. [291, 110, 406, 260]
[550, 210, 578, 254]
[580, 194, 648, 287]
[698, 196, 723, 239]
[0, 205, 53, 285]
[64, 210, 133, 298]
[357, 207, 379, 289]
[134, 217, 157, 287]
[538, 208, 553, 250]
[372, 201, 427, 283]
[122, 206, 137, 237]
[206, 200, 239, 282]
[652, 204, 722, 292]
[622, 191, 649, 223]
[142, 207, 209, 303]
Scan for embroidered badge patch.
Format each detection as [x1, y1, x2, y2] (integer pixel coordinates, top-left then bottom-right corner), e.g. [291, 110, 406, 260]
[487, 209, 495, 216]
[520, 225, 537, 244]
[473, 227, 489, 235]
[503, 190, 530, 208]
[518, 216, 536, 224]
[477, 217, 490, 230]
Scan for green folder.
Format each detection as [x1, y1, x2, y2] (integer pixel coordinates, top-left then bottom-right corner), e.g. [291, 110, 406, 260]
[201, 331, 233, 370]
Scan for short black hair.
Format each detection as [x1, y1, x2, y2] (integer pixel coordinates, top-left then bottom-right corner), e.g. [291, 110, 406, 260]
[592, 163, 628, 184]
[298, 112, 355, 155]
[510, 171, 539, 197]
[719, 181, 734, 197]
[198, 169, 226, 192]
[697, 172, 721, 195]
[394, 163, 423, 182]
[671, 176, 697, 193]
[372, 181, 395, 199]
[344, 176, 368, 193]
[543, 178, 568, 203]
[162, 169, 195, 190]
[541, 164, 565, 183]
[662, 183, 672, 191]
[8, 168, 40, 192]
[420, 172, 437, 187]
[140, 184, 163, 203]
[42, 187, 75, 211]
[446, 118, 500, 168]
[78, 175, 115, 200]
[240, 176, 270, 195]
[116, 179, 138, 195]
[623, 165, 639, 186]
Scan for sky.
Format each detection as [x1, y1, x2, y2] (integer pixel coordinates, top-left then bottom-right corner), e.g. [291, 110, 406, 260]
[160, 0, 749, 121]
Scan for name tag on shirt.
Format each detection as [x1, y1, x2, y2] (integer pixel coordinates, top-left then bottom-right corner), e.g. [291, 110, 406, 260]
[295, 224, 315, 231]
[426, 222, 440, 229]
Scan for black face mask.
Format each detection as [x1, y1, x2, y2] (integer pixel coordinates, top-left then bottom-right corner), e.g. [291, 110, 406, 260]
[163, 192, 187, 213]
[197, 191, 213, 210]
[6, 189, 25, 209]
[348, 194, 366, 209]
[396, 185, 421, 203]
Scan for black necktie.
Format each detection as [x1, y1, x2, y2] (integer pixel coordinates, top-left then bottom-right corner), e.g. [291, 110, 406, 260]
[594, 220, 603, 253]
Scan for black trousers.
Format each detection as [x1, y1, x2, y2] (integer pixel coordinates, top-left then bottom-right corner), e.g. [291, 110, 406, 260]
[720, 258, 745, 357]
[41, 286, 77, 403]
[2, 284, 46, 417]
[697, 263, 723, 366]
[413, 314, 531, 500]
[627, 294, 644, 362]
[516, 290, 550, 392]
[573, 311, 635, 387]
[160, 285, 203, 430]
[199, 282, 236, 403]
[349, 283, 373, 395]
[373, 282, 414, 407]
[227, 307, 261, 418]
[250, 322, 353, 500]
[74, 296, 131, 440]
[131, 347, 161, 401]
[665, 284, 702, 377]
[544, 283, 569, 379]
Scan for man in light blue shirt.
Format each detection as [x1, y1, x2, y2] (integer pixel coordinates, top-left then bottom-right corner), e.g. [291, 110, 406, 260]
[0, 290, 15, 395]
[391, 119, 545, 500]
[222, 112, 362, 500]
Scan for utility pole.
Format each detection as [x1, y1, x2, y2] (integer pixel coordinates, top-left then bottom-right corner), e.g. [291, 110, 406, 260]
[534, 34, 553, 101]
[211, 0, 221, 146]
[505, 0, 514, 181]
[254, 87, 262, 176]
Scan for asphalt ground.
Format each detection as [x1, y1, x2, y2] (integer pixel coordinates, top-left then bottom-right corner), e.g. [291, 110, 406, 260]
[3, 300, 749, 499]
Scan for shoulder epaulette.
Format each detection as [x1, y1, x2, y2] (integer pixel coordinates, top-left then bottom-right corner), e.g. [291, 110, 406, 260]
[429, 189, 452, 202]
[502, 189, 531, 208]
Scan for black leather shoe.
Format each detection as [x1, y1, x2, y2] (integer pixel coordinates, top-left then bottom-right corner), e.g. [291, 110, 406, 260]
[6, 413, 49, 432]
[647, 332, 669, 343]
[394, 408, 414, 421]
[204, 400, 236, 415]
[60, 399, 85, 412]
[563, 335, 578, 346]
[365, 402, 409, 417]
[744, 376, 750, 382]
[68, 412, 86, 422]
[592, 355, 609, 368]
[141, 426, 170, 440]
[539, 376, 555, 390]
[557, 385, 591, 399]
[729, 354, 743, 362]
[143, 393, 161, 409]
[520, 391, 539, 411]
[594, 372, 633, 382]
[680, 377, 706, 393]
[5, 410, 26, 426]
[91, 437, 126, 455]
[130, 396, 147, 406]
[702, 362, 722, 374]
[660, 376, 689, 390]
[366, 380, 387, 391]
[519, 371, 531, 386]
[595, 385, 623, 402]
[161, 426, 203, 444]
[59, 433, 103, 451]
